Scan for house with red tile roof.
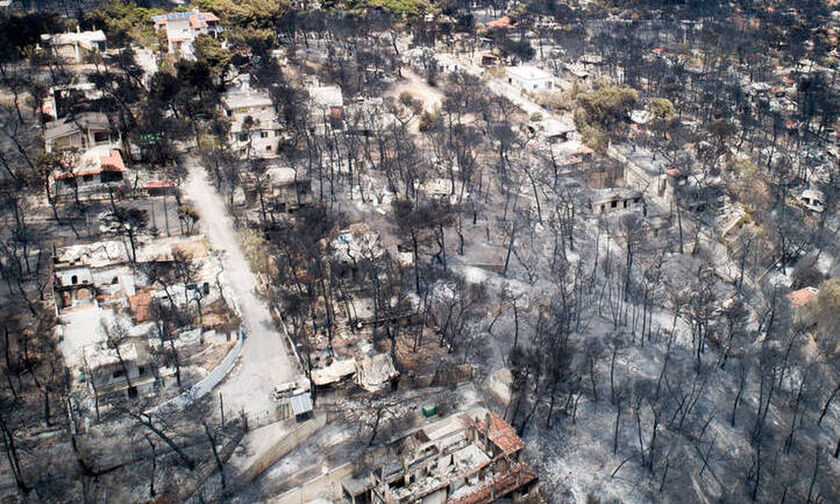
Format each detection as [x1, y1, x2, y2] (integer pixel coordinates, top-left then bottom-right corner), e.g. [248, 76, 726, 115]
[787, 286, 819, 327]
[51, 148, 127, 201]
[153, 9, 222, 59]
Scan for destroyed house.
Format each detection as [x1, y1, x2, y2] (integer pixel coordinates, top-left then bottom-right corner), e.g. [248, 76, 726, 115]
[52, 240, 132, 313]
[588, 188, 644, 215]
[346, 410, 538, 504]
[83, 338, 154, 399]
[264, 166, 311, 212]
[309, 85, 345, 128]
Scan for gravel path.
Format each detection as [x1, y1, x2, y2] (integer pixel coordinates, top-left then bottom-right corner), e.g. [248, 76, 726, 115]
[183, 157, 298, 419]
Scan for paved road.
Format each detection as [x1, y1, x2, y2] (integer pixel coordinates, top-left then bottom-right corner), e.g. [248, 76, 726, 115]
[183, 157, 298, 419]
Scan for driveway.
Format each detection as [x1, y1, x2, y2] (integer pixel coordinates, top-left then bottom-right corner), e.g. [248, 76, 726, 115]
[183, 157, 298, 419]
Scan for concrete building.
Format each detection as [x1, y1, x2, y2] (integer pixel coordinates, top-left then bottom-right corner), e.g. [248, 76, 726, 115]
[222, 78, 282, 159]
[341, 409, 539, 504]
[153, 10, 221, 59]
[505, 65, 554, 92]
[527, 118, 575, 144]
[264, 166, 311, 212]
[588, 187, 644, 215]
[610, 143, 675, 204]
[44, 112, 115, 153]
[309, 84, 345, 128]
[40, 29, 106, 63]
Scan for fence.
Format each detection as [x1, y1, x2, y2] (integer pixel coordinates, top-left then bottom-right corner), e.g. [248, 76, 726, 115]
[150, 332, 244, 414]
[237, 413, 327, 483]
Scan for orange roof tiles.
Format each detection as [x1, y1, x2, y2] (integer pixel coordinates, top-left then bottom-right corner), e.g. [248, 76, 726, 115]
[128, 289, 154, 323]
[476, 412, 525, 454]
[100, 150, 125, 172]
[787, 287, 818, 307]
[449, 464, 537, 504]
[146, 180, 178, 189]
[53, 150, 125, 180]
[487, 16, 515, 29]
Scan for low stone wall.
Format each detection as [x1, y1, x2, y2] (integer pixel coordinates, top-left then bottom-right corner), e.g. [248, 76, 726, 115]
[150, 333, 244, 414]
[237, 413, 327, 484]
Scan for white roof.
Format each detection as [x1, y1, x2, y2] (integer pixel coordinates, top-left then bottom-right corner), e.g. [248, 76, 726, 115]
[41, 30, 106, 47]
[266, 166, 298, 185]
[506, 65, 552, 82]
[290, 393, 313, 415]
[536, 118, 575, 137]
[630, 109, 653, 125]
[309, 85, 344, 108]
[223, 91, 273, 110]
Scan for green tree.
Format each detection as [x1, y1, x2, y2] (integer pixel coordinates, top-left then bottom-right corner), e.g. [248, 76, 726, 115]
[649, 97, 676, 138]
[574, 82, 638, 150]
[193, 34, 232, 83]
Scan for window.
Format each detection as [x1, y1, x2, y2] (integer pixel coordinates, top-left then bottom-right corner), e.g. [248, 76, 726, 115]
[71, 275, 78, 285]
[260, 131, 269, 138]
[238, 133, 248, 142]
[274, 129, 282, 137]
[226, 109, 232, 117]
[112, 369, 125, 378]
[266, 145, 272, 151]
[83, 174, 94, 182]
[127, 386, 138, 399]
[138, 366, 146, 376]
[111, 277, 118, 284]
[611, 200, 618, 208]
[93, 131, 109, 143]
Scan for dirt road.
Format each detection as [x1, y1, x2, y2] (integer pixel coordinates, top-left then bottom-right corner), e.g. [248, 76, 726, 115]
[183, 157, 298, 419]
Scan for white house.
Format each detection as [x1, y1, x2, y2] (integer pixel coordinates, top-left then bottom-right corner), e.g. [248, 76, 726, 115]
[153, 10, 221, 59]
[222, 78, 281, 159]
[40, 28, 106, 64]
[506, 65, 554, 92]
[44, 112, 115, 153]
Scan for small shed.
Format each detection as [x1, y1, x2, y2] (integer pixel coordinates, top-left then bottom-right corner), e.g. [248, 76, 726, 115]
[290, 392, 314, 421]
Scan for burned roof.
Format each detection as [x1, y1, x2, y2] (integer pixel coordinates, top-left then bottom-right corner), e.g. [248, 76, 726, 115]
[475, 411, 525, 454]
